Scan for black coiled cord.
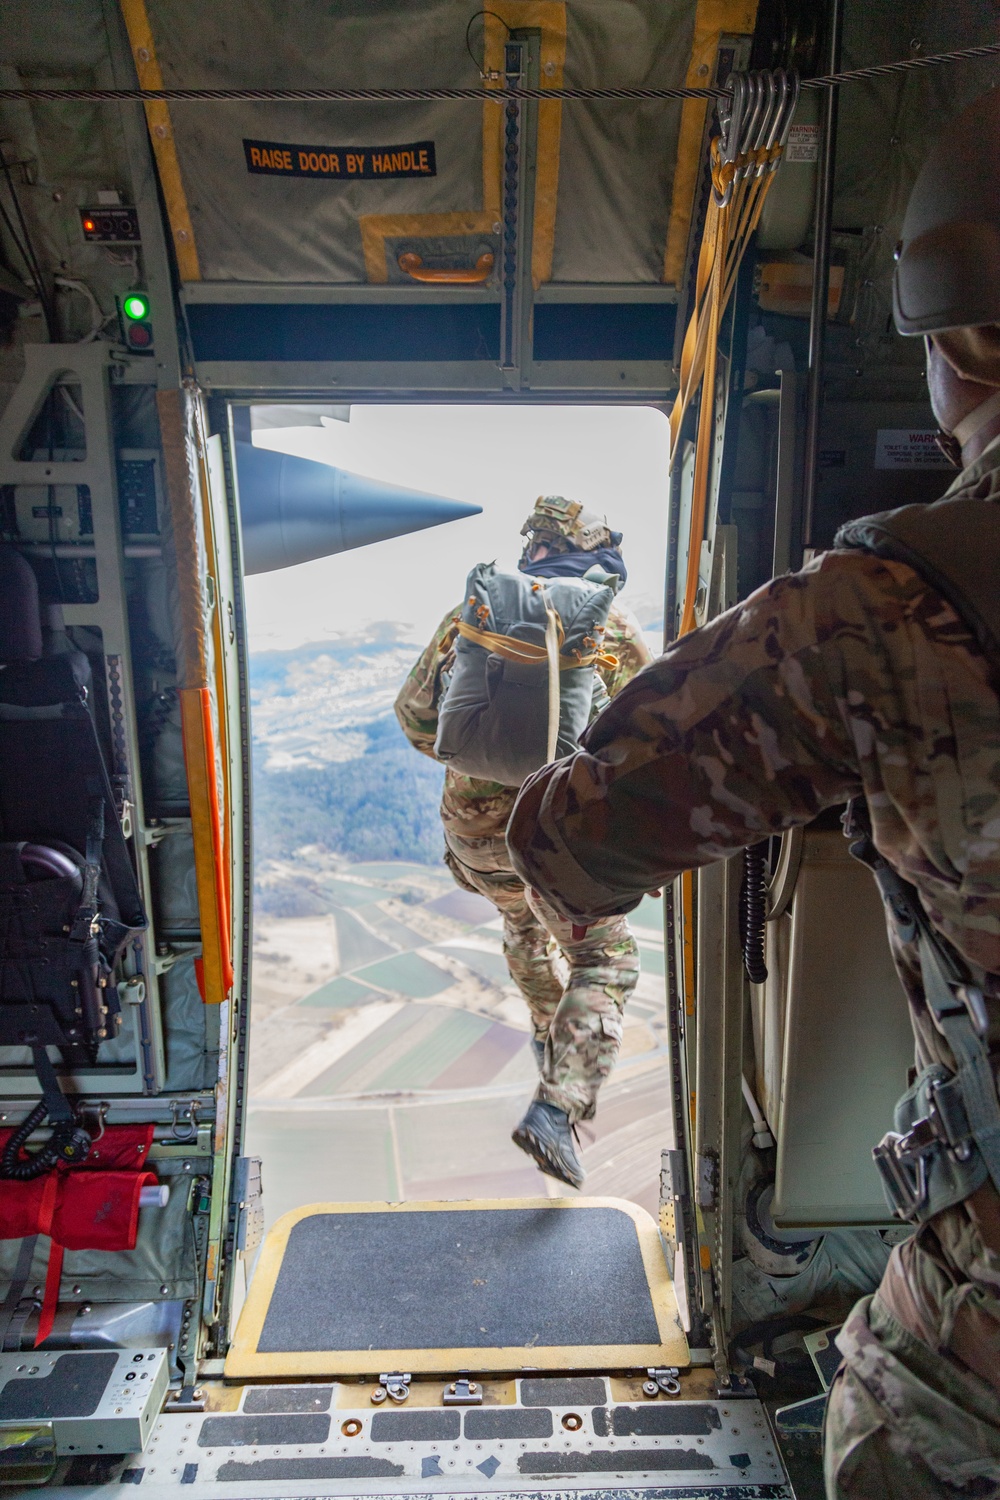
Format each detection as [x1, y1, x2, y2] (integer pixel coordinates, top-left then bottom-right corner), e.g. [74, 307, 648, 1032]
[2, 1101, 57, 1179]
[0, 1102, 93, 1180]
[740, 842, 769, 985]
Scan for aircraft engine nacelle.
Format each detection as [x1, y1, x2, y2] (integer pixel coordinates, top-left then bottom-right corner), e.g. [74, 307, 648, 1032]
[235, 440, 482, 574]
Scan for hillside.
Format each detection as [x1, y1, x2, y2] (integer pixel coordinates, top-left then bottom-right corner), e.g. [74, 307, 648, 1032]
[251, 629, 446, 891]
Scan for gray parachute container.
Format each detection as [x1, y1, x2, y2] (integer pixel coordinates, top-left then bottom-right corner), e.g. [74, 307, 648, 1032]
[235, 441, 482, 574]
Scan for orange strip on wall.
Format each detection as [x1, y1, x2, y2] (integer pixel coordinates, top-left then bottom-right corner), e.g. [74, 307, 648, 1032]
[180, 686, 233, 1002]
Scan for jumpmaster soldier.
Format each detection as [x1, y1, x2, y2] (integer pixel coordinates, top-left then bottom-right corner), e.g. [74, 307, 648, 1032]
[394, 496, 652, 1189]
[507, 94, 1000, 1495]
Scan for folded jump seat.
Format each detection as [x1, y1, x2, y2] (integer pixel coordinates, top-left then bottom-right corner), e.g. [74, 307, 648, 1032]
[0, 546, 147, 1175]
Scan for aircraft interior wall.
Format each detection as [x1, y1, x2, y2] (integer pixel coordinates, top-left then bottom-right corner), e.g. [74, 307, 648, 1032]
[0, 0, 997, 1490]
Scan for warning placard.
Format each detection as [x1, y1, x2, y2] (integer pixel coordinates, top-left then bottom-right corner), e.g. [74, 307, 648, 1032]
[244, 138, 436, 180]
[785, 124, 819, 163]
[875, 429, 951, 470]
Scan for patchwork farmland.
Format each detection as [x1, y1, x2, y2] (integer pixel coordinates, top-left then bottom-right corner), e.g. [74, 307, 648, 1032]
[247, 853, 672, 1226]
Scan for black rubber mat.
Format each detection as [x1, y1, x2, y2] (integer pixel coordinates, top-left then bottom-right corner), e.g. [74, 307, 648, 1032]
[464, 1407, 553, 1439]
[521, 1376, 607, 1406]
[216, 1458, 403, 1481]
[258, 1206, 660, 1353]
[0, 1353, 116, 1419]
[370, 1410, 460, 1443]
[590, 1403, 722, 1437]
[520, 1448, 715, 1474]
[242, 1385, 332, 1415]
[198, 1414, 330, 1447]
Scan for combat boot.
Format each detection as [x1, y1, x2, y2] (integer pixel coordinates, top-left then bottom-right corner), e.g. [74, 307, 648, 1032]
[512, 1098, 584, 1190]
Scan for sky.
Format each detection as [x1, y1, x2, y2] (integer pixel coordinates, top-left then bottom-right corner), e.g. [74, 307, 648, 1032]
[243, 404, 670, 653]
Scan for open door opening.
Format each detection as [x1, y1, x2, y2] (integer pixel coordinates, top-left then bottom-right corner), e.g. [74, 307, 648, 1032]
[232, 401, 687, 1381]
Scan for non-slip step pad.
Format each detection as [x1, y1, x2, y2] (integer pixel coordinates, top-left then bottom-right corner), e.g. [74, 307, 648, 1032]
[226, 1196, 686, 1377]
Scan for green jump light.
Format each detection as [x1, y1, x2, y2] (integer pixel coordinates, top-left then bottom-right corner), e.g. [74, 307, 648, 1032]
[123, 292, 150, 321]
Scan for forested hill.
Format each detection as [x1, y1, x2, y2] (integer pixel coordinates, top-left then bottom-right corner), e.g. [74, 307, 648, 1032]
[250, 631, 445, 873]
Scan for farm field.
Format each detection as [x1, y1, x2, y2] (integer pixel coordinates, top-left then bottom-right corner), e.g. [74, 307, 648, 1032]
[246, 856, 672, 1223]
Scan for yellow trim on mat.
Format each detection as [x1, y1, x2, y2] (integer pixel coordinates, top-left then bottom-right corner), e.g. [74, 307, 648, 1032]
[225, 1196, 688, 1379]
[661, 0, 758, 287]
[118, 0, 201, 281]
[359, 1, 565, 286]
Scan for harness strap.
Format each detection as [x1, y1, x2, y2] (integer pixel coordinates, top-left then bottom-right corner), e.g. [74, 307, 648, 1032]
[846, 796, 1000, 1219]
[0, 1235, 38, 1351]
[455, 617, 618, 670]
[920, 937, 1000, 1197]
[31, 1047, 72, 1126]
[543, 600, 561, 764]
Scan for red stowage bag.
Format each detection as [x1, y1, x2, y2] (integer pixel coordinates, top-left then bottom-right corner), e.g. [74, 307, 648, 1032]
[0, 1122, 156, 1249]
[0, 1124, 160, 1344]
[0, 1168, 158, 1249]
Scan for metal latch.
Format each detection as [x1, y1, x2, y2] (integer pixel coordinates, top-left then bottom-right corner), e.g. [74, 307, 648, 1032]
[443, 1375, 482, 1406]
[165, 1384, 206, 1413]
[642, 1366, 681, 1397]
[371, 1373, 410, 1405]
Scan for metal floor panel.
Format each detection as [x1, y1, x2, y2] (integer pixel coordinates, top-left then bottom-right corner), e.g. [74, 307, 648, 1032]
[226, 1198, 688, 1378]
[40, 1388, 790, 1498]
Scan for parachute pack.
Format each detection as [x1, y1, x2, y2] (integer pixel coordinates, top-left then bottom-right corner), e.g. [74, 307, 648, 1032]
[434, 562, 620, 787]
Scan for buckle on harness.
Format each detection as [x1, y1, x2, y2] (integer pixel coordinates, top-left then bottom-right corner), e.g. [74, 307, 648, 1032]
[873, 1074, 976, 1220]
[873, 1119, 936, 1219]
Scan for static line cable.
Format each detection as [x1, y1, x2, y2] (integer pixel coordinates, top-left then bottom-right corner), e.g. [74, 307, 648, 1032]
[0, 38, 999, 103]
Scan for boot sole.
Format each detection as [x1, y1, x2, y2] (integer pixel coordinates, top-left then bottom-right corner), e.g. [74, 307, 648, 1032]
[512, 1122, 584, 1191]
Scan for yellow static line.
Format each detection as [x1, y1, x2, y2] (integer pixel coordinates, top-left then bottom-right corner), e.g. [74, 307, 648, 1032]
[118, 0, 201, 281]
[225, 1196, 688, 1380]
[661, 0, 758, 287]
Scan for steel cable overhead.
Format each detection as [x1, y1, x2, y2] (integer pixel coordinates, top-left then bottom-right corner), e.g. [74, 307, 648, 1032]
[0, 39, 998, 104]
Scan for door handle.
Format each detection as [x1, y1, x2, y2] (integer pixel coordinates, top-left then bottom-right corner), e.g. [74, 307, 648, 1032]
[397, 251, 494, 284]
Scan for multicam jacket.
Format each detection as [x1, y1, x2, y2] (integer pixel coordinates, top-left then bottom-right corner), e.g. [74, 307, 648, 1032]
[394, 597, 653, 840]
[507, 443, 1000, 986]
[507, 442, 1000, 1473]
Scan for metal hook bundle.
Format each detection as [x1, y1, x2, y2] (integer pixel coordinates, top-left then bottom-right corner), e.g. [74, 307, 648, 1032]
[713, 69, 799, 206]
[670, 69, 800, 639]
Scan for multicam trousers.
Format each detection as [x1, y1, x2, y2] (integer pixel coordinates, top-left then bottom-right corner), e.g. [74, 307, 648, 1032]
[443, 830, 639, 1122]
[824, 1208, 1000, 1498]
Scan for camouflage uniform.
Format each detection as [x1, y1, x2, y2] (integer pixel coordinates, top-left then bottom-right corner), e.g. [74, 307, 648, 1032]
[395, 597, 651, 1122]
[507, 445, 1000, 1488]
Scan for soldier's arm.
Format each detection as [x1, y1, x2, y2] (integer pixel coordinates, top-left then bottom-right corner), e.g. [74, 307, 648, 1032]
[507, 555, 891, 921]
[393, 606, 461, 760]
[599, 601, 655, 698]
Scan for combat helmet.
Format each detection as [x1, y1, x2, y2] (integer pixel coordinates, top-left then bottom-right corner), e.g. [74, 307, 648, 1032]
[520, 495, 621, 554]
[894, 90, 1000, 337]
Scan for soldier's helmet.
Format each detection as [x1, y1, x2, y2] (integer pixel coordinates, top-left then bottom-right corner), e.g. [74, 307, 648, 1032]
[894, 90, 1000, 337]
[520, 495, 622, 554]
